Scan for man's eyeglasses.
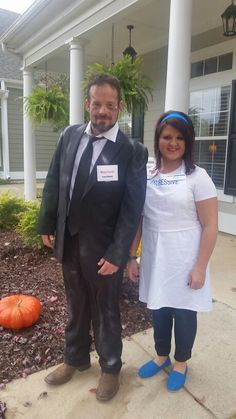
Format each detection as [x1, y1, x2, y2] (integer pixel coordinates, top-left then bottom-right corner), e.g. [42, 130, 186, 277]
[90, 103, 118, 111]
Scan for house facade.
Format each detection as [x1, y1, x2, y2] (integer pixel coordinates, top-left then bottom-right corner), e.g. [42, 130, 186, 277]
[0, 0, 236, 234]
[0, 8, 59, 182]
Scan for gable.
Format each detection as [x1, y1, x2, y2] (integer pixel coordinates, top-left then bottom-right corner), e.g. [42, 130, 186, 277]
[0, 8, 20, 36]
[0, 9, 22, 80]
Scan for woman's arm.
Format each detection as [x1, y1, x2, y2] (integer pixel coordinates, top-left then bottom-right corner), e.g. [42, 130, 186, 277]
[127, 219, 143, 283]
[189, 197, 218, 289]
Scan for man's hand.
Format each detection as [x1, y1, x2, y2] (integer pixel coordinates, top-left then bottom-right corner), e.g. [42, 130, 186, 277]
[97, 258, 119, 276]
[41, 235, 54, 249]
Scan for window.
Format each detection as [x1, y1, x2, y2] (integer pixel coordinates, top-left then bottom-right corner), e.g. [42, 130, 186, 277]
[219, 53, 233, 72]
[119, 113, 132, 138]
[191, 52, 233, 78]
[191, 61, 204, 78]
[189, 86, 231, 188]
[119, 104, 144, 142]
[204, 57, 217, 75]
[225, 80, 236, 196]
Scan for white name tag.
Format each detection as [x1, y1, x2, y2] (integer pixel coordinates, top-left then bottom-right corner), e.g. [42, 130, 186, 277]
[97, 165, 118, 182]
[166, 174, 186, 182]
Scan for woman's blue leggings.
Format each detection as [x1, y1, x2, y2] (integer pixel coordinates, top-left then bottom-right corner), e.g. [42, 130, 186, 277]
[152, 307, 197, 362]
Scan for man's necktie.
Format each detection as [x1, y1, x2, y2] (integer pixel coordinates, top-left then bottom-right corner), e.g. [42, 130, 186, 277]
[67, 136, 98, 235]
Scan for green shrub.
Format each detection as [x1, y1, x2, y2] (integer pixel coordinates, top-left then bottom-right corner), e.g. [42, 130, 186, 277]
[16, 201, 44, 250]
[0, 179, 11, 185]
[0, 193, 27, 231]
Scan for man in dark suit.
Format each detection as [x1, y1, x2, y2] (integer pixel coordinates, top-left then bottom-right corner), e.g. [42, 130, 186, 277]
[38, 73, 148, 401]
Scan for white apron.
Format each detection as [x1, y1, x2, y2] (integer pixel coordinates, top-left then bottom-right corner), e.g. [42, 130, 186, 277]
[139, 163, 212, 312]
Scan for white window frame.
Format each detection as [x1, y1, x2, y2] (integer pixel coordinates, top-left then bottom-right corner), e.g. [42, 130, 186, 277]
[190, 39, 236, 202]
[190, 85, 230, 191]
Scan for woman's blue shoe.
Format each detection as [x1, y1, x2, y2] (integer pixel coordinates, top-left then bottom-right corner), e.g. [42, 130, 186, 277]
[138, 357, 171, 378]
[167, 367, 188, 392]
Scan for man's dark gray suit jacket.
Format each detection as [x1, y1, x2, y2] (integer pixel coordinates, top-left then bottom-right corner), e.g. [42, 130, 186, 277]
[38, 124, 148, 269]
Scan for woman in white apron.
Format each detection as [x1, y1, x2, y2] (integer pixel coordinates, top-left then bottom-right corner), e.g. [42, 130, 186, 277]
[128, 110, 218, 392]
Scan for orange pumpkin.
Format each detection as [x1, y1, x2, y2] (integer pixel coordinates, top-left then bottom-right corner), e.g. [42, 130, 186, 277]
[0, 294, 41, 329]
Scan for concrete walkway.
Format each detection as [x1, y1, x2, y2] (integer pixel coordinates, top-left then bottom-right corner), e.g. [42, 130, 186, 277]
[0, 182, 44, 199]
[0, 184, 236, 418]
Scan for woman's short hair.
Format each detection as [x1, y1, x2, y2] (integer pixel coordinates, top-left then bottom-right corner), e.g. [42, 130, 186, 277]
[154, 110, 196, 174]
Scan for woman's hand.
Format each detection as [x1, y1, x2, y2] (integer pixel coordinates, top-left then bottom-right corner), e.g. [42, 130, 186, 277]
[127, 259, 140, 283]
[188, 267, 206, 289]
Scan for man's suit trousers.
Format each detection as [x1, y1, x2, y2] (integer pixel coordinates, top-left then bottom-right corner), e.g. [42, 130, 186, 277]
[62, 228, 123, 374]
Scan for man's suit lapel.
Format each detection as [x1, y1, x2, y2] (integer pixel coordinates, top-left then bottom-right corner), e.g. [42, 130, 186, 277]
[82, 131, 124, 199]
[64, 124, 86, 200]
[65, 125, 86, 171]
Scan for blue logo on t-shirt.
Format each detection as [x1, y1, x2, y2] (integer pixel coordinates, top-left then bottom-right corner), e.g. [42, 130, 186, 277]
[150, 178, 178, 186]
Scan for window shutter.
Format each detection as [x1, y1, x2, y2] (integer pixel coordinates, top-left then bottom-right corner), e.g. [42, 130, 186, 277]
[132, 104, 144, 142]
[224, 80, 236, 196]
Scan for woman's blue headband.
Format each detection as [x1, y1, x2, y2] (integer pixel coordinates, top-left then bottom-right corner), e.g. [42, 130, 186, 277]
[161, 112, 189, 125]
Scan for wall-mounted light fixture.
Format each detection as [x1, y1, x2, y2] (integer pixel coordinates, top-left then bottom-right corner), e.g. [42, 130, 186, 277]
[209, 143, 218, 153]
[221, 0, 236, 36]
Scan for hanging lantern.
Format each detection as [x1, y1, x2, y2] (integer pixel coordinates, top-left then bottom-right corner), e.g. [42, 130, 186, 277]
[123, 25, 137, 61]
[221, 0, 236, 36]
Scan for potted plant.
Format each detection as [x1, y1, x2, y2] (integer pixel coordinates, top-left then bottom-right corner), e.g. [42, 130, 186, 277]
[83, 55, 153, 113]
[24, 74, 69, 131]
[25, 56, 152, 130]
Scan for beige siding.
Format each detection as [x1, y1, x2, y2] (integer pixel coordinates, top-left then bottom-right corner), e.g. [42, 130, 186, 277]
[8, 87, 23, 171]
[35, 124, 59, 171]
[0, 107, 3, 170]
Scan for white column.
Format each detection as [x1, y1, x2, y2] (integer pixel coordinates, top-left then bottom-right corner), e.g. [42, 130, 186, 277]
[165, 0, 193, 113]
[23, 68, 36, 200]
[69, 39, 85, 125]
[0, 81, 10, 179]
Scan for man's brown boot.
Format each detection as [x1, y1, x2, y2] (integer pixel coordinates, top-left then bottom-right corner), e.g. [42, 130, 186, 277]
[96, 372, 120, 401]
[44, 362, 91, 385]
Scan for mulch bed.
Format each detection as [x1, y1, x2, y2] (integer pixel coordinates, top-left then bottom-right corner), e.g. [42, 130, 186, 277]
[0, 231, 152, 389]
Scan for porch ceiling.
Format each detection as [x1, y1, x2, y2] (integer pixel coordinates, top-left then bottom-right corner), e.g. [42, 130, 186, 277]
[0, 0, 233, 73]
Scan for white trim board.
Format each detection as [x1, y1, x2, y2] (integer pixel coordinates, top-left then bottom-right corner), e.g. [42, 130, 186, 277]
[217, 189, 234, 203]
[218, 211, 236, 236]
[6, 171, 48, 180]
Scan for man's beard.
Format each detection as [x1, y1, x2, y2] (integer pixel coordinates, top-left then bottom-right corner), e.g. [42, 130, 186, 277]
[91, 118, 116, 134]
